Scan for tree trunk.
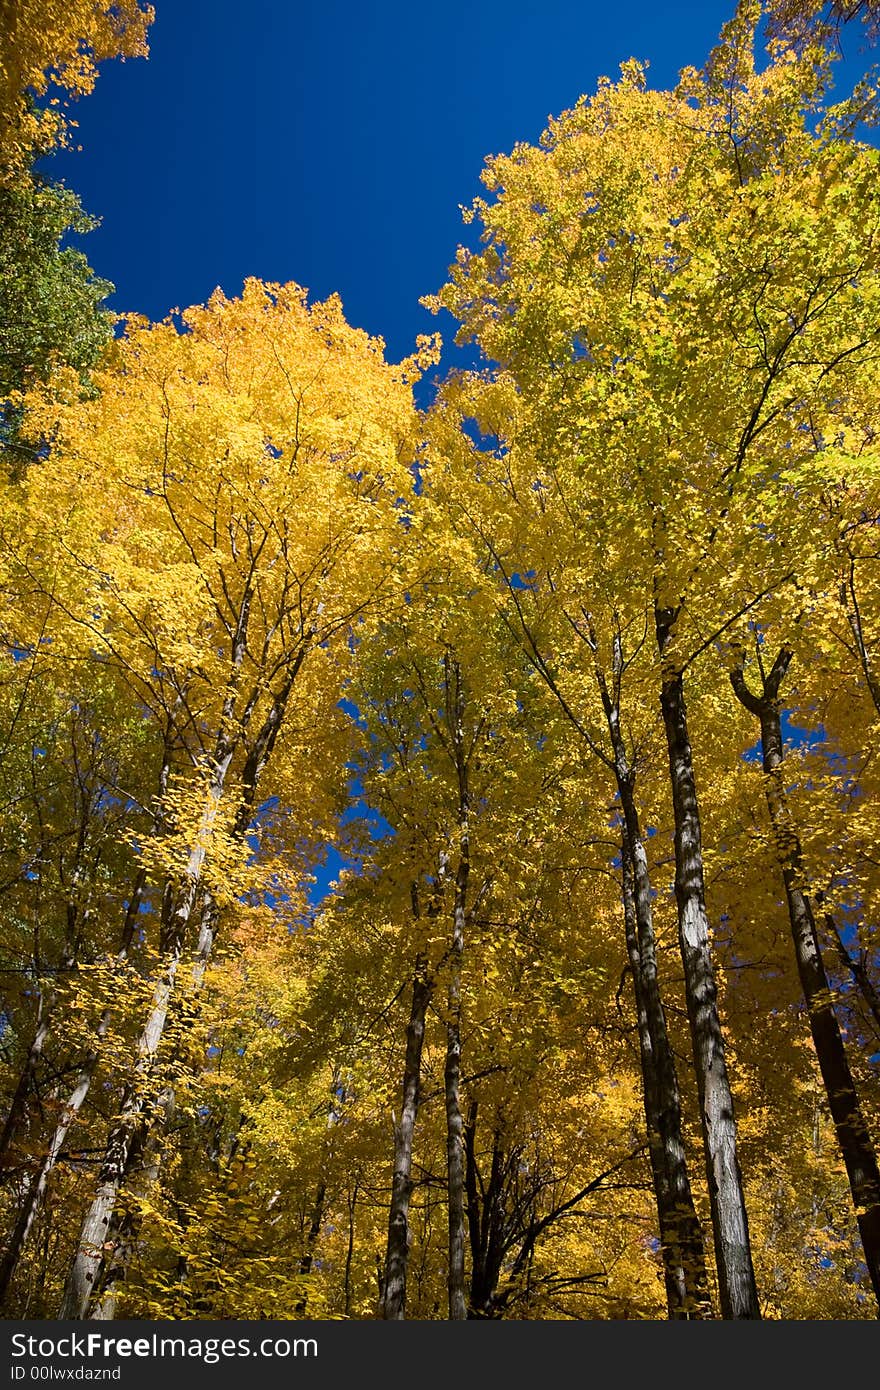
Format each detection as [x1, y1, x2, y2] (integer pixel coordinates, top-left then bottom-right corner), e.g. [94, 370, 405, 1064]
[0, 1008, 51, 1185]
[445, 852, 468, 1321]
[84, 892, 220, 1320]
[59, 724, 235, 1321]
[463, 1108, 507, 1318]
[1, 710, 171, 1189]
[0, 867, 147, 1307]
[382, 952, 431, 1319]
[443, 656, 470, 1322]
[0, 876, 90, 1183]
[656, 607, 760, 1319]
[731, 649, 880, 1310]
[58, 942, 183, 1319]
[299, 1181, 327, 1278]
[0, 1011, 109, 1309]
[590, 627, 710, 1316]
[621, 833, 711, 1317]
[344, 1179, 358, 1318]
[87, 1085, 176, 1321]
[819, 904, 880, 1038]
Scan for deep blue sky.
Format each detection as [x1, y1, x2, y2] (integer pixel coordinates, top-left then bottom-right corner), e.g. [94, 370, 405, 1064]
[47, 1, 741, 365]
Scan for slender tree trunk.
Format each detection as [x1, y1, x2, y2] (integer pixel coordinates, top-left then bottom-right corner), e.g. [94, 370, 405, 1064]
[382, 951, 431, 1319]
[0, 877, 88, 1181]
[0, 868, 147, 1308]
[819, 905, 880, 1037]
[75, 666, 303, 1319]
[731, 650, 880, 1310]
[463, 1104, 486, 1314]
[83, 892, 220, 1320]
[58, 941, 184, 1319]
[344, 1179, 358, 1318]
[620, 834, 710, 1317]
[841, 561, 880, 717]
[1, 708, 172, 1188]
[63, 652, 300, 1319]
[299, 1182, 327, 1279]
[289, 1181, 327, 1316]
[464, 1109, 507, 1318]
[656, 607, 760, 1320]
[589, 625, 710, 1316]
[59, 719, 236, 1321]
[0, 1012, 109, 1309]
[0, 1007, 51, 1183]
[87, 1085, 176, 1321]
[0, 701, 172, 1252]
[445, 853, 468, 1321]
[442, 656, 470, 1322]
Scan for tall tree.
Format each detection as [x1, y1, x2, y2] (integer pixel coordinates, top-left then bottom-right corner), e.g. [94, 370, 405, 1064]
[730, 644, 880, 1307]
[428, 1, 880, 1315]
[0, 0, 153, 177]
[0, 278, 432, 1317]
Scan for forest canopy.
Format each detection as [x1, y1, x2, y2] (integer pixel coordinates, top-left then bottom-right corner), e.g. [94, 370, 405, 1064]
[1, 0, 880, 1321]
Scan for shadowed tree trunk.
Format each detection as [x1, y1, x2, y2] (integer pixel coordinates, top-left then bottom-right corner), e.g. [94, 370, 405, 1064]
[445, 847, 468, 1321]
[0, 710, 182, 1309]
[58, 747, 232, 1323]
[731, 646, 880, 1311]
[818, 901, 880, 1038]
[588, 617, 710, 1317]
[0, 863, 150, 1311]
[81, 892, 220, 1321]
[58, 935, 186, 1320]
[656, 605, 760, 1320]
[463, 1107, 648, 1317]
[382, 945, 432, 1319]
[0, 1011, 110, 1309]
[299, 1182, 327, 1280]
[621, 834, 711, 1317]
[444, 656, 470, 1322]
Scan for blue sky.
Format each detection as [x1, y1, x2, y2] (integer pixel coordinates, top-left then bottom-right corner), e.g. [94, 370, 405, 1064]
[48, 1, 739, 365]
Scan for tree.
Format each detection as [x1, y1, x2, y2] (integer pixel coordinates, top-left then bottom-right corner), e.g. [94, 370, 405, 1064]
[420, 374, 713, 1317]
[767, 1, 880, 39]
[730, 644, 880, 1303]
[0, 174, 113, 471]
[6, 0, 880, 1324]
[0, 278, 433, 1317]
[0, 176, 112, 398]
[428, 1, 880, 1316]
[0, 0, 153, 177]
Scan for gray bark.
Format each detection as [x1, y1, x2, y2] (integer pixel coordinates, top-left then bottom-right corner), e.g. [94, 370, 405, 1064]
[0, 864, 148, 1308]
[656, 606, 760, 1319]
[445, 856, 467, 1321]
[444, 656, 469, 1322]
[590, 623, 710, 1316]
[0, 1012, 109, 1308]
[58, 608, 300, 1320]
[621, 834, 711, 1317]
[58, 939, 184, 1320]
[731, 648, 880, 1311]
[382, 950, 431, 1319]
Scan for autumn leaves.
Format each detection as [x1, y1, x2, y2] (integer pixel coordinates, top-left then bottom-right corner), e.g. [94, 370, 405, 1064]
[2, 1, 880, 1319]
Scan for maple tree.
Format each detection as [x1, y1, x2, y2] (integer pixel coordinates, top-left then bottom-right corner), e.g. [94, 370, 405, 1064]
[0, 0, 153, 177]
[0, 278, 433, 1317]
[425, 0, 880, 1317]
[768, 1, 880, 35]
[2, 0, 880, 1323]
